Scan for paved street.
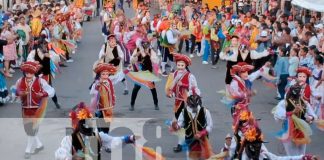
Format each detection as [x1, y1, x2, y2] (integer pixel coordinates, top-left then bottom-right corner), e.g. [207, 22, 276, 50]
[0, 6, 323, 160]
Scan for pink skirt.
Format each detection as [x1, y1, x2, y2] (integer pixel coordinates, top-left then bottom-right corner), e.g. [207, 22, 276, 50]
[3, 43, 18, 61]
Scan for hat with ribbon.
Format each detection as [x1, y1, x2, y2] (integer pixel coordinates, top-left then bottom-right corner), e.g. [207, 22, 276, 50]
[20, 61, 42, 74]
[69, 102, 93, 129]
[231, 62, 254, 75]
[174, 53, 192, 66]
[296, 67, 311, 77]
[94, 63, 117, 74]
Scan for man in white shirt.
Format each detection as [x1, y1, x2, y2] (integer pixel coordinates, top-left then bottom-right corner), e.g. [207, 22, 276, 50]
[172, 95, 213, 158]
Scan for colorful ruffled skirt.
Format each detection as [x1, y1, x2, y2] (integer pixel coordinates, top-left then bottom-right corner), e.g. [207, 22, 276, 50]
[276, 114, 312, 145]
[0, 54, 10, 103]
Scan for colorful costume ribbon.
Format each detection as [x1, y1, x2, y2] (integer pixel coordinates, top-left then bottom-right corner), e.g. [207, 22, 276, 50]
[133, 144, 166, 160]
[124, 70, 161, 89]
[32, 98, 48, 129]
[276, 113, 312, 145]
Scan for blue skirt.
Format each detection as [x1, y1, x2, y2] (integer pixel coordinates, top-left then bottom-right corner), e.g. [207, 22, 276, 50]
[0, 54, 9, 103]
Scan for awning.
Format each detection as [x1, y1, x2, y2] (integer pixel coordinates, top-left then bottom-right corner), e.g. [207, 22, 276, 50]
[292, 0, 324, 12]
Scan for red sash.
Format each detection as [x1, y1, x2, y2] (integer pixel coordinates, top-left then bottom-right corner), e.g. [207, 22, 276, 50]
[172, 71, 190, 112]
[97, 80, 115, 122]
[303, 84, 311, 103]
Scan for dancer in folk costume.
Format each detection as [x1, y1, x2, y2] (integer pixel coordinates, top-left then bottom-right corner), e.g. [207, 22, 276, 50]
[189, 13, 202, 58]
[64, 12, 78, 53]
[210, 22, 222, 68]
[225, 62, 273, 114]
[172, 95, 213, 159]
[177, 17, 191, 54]
[165, 53, 200, 152]
[53, 13, 74, 63]
[15, 61, 55, 159]
[101, 17, 113, 42]
[113, 10, 131, 65]
[140, 9, 151, 32]
[97, 34, 129, 95]
[220, 35, 269, 85]
[55, 102, 137, 160]
[159, 20, 179, 76]
[127, 41, 160, 111]
[219, 100, 268, 160]
[101, 2, 116, 27]
[135, 2, 146, 18]
[71, 7, 84, 42]
[124, 24, 147, 57]
[26, 37, 61, 109]
[202, 14, 216, 65]
[272, 84, 317, 156]
[232, 117, 268, 160]
[288, 67, 313, 103]
[40, 20, 52, 44]
[40, 20, 62, 68]
[90, 63, 117, 135]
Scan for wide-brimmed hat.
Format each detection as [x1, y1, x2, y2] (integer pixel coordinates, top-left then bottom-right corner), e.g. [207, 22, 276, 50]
[174, 53, 192, 66]
[20, 61, 42, 74]
[107, 34, 116, 40]
[94, 63, 117, 74]
[296, 67, 311, 77]
[231, 62, 254, 75]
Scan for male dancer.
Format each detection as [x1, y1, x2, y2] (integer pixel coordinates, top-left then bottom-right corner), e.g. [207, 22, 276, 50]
[98, 34, 128, 95]
[90, 63, 117, 134]
[166, 53, 200, 152]
[273, 84, 317, 156]
[160, 21, 179, 76]
[27, 37, 61, 109]
[55, 102, 137, 160]
[220, 35, 269, 85]
[172, 95, 213, 159]
[16, 61, 55, 159]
